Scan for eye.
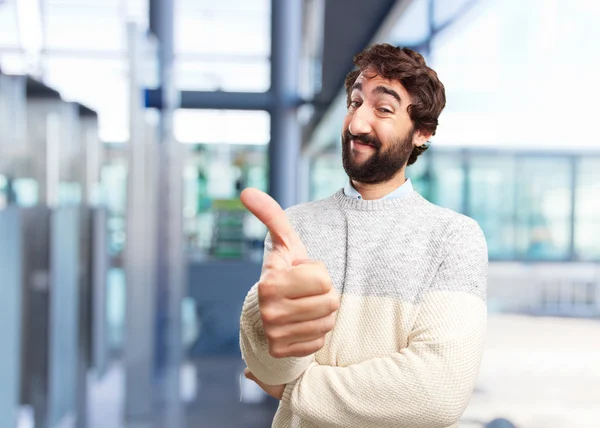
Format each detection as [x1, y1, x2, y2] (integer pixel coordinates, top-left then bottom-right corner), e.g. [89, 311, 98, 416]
[378, 108, 393, 114]
[349, 100, 362, 109]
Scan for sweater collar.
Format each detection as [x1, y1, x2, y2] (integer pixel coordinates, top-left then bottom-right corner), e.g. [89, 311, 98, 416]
[333, 186, 422, 211]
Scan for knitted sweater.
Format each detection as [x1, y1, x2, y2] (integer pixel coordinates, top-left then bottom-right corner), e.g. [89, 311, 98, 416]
[240, 189, 488, 428]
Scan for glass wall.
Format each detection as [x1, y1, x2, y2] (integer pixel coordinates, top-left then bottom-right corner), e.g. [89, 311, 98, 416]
[515, 157, 572, 260]
[182, 142, 268, 261]
[468, 154, 517, 259]
[309, 148, 600, 262]
[175, 0, 271, 92]
[174, 108, 270, 261]
[309, 151, 346, 201]
[98, 145, 128, 353]
[429, 150, 465, 213]
[575, 158, 600, 260]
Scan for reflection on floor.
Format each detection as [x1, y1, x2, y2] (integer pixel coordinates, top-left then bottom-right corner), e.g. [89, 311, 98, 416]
[189, 356, 278, 428]
[461, 314, 600, 428]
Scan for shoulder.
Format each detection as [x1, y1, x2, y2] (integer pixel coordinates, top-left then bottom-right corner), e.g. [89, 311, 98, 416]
[415, 194, 486, 244]
[283, 191, 343, 225]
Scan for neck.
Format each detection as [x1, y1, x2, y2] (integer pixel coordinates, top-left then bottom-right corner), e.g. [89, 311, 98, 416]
[351, 169, 407, 200]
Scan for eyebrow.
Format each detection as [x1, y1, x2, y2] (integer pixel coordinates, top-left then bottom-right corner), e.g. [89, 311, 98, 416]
[351, 81, 402, 104]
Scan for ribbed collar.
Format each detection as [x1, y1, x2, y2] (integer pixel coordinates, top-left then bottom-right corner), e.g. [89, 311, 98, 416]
[332, 188, 423, 211]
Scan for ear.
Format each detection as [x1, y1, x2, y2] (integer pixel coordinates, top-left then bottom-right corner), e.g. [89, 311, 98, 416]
[412, 128, 432, 147]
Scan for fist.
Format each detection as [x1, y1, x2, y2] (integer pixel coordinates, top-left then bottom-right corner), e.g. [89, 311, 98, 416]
[240, 188, 340, 358]
[259, 260, 339, 358]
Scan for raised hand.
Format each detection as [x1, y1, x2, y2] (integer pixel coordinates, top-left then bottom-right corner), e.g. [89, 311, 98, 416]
[240, 188, 339, 358]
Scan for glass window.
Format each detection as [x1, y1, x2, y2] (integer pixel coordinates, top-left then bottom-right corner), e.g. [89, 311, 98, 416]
[44, 2, 125, 52]
[0, 1, 20, 47]
[428, 150, 465, 213]
[468, 155, 517, 259]
[183, 143, 268, 261]
[433, 0, 482, 29]
[406, 152, 430, 199]
[12, 178, 38, 207]
[100, 159, 127, 256]
[575, 158, 600, 261]
[515, 157, 572, 260]
[176, 12, 270, 57]
[175, 58, 270, 92]
[175, 0, 271, 93]
[310, 152, 346, 202]
[389, 0, 431, 46]
[174, 109, 270, 145]
[429, 0, 600, 152]
[0, 174, 7, 209]
[42, 56, 129, 142]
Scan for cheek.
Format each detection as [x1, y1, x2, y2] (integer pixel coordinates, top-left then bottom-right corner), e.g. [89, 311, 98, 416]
[373, 124, 396, 146]
[342, 114, 353, 131]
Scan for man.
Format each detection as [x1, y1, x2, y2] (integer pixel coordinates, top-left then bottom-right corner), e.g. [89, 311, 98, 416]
[239, 44, 488, 428]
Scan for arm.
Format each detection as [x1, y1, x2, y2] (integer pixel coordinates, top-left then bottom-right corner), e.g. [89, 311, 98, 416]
[280, 219, 488, 428]
[239, 232, 313, 385]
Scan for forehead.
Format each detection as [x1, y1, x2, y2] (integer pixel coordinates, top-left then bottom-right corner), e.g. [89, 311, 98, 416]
[353, 70, 411, 101]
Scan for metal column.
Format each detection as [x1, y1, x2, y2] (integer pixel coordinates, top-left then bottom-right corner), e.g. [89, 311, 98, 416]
[150, 0, 185, 425]
[0, 208, 23, 428]
[269, 0, 304, 209]
[124, 23, 157, 425]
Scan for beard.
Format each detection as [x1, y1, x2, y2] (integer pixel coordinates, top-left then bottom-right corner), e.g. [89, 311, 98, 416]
[341, 128, 415, 184]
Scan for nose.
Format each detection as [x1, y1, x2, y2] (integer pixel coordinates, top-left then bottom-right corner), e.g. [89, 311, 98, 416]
[348, 105, 373, 136]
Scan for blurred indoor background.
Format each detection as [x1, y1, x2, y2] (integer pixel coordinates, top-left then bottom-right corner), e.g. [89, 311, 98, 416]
[0, 0, 599, 427]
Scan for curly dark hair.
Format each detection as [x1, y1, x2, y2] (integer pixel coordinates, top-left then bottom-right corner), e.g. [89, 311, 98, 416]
[344, 44, 446, 166]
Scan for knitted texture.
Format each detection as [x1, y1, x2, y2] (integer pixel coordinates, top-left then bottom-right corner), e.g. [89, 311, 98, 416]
[240, 189, 488, 428]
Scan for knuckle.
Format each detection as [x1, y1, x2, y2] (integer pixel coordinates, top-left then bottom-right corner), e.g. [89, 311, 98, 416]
[269, 346, 287, 359]
[258, 276, 280, 300]
[265, 327, 285, 343]
[318, 336, 326, 348]
[312, 337, 326, 352]
[329, 292, 340, 312]
[317, 268, 332, 292]
[314, 260, 327, 270]
[261, 307, 281, 324]
[322, 315, 336, 333]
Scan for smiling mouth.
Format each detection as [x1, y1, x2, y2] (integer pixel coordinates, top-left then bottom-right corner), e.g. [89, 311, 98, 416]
[352, 139, 377, 148]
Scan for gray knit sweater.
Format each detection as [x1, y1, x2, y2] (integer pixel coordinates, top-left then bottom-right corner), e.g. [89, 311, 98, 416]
[240, 188, 488, 428]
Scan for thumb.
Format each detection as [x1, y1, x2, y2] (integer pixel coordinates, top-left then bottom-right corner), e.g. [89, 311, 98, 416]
[240, 188, 307, 258]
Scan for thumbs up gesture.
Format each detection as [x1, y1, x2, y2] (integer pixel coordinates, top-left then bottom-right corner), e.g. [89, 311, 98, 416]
[240, 188, 340, 358]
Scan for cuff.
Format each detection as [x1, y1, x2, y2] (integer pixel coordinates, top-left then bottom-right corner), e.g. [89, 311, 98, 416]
[281, 377, 299, 408]
[241, 283, 262, 327]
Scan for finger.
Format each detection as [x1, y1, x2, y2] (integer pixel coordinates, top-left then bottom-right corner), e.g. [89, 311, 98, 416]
[244, 368, 256, 381]
[274, 337, 327, 358]
[267, 314, 336, 345]
[264, 292, 339, 324]
[259, 260, 333, 299]
[240, 188, 302, 253]
[286, 292, 339, 322]
[285, 261, 333, 298]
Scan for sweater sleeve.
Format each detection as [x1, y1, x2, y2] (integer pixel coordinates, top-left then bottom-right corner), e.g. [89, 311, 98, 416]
[239, 231, 313, 385]
[280, 218, 488, 428]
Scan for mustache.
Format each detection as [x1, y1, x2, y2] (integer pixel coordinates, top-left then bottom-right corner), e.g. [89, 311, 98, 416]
[343, 130, 381, 149]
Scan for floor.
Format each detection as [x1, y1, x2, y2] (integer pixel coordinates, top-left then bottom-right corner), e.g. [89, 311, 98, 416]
[462, 314, 600, 428]
[186, 356, 278, 428]
[81, 314, 600, 428]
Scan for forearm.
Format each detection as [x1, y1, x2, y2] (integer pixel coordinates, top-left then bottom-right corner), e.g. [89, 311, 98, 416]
[281, 292, 487, 428]
[240, 283, 313, 385]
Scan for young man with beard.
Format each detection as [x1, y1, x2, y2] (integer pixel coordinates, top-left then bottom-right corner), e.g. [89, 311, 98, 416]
[239, 44, 488, 428]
